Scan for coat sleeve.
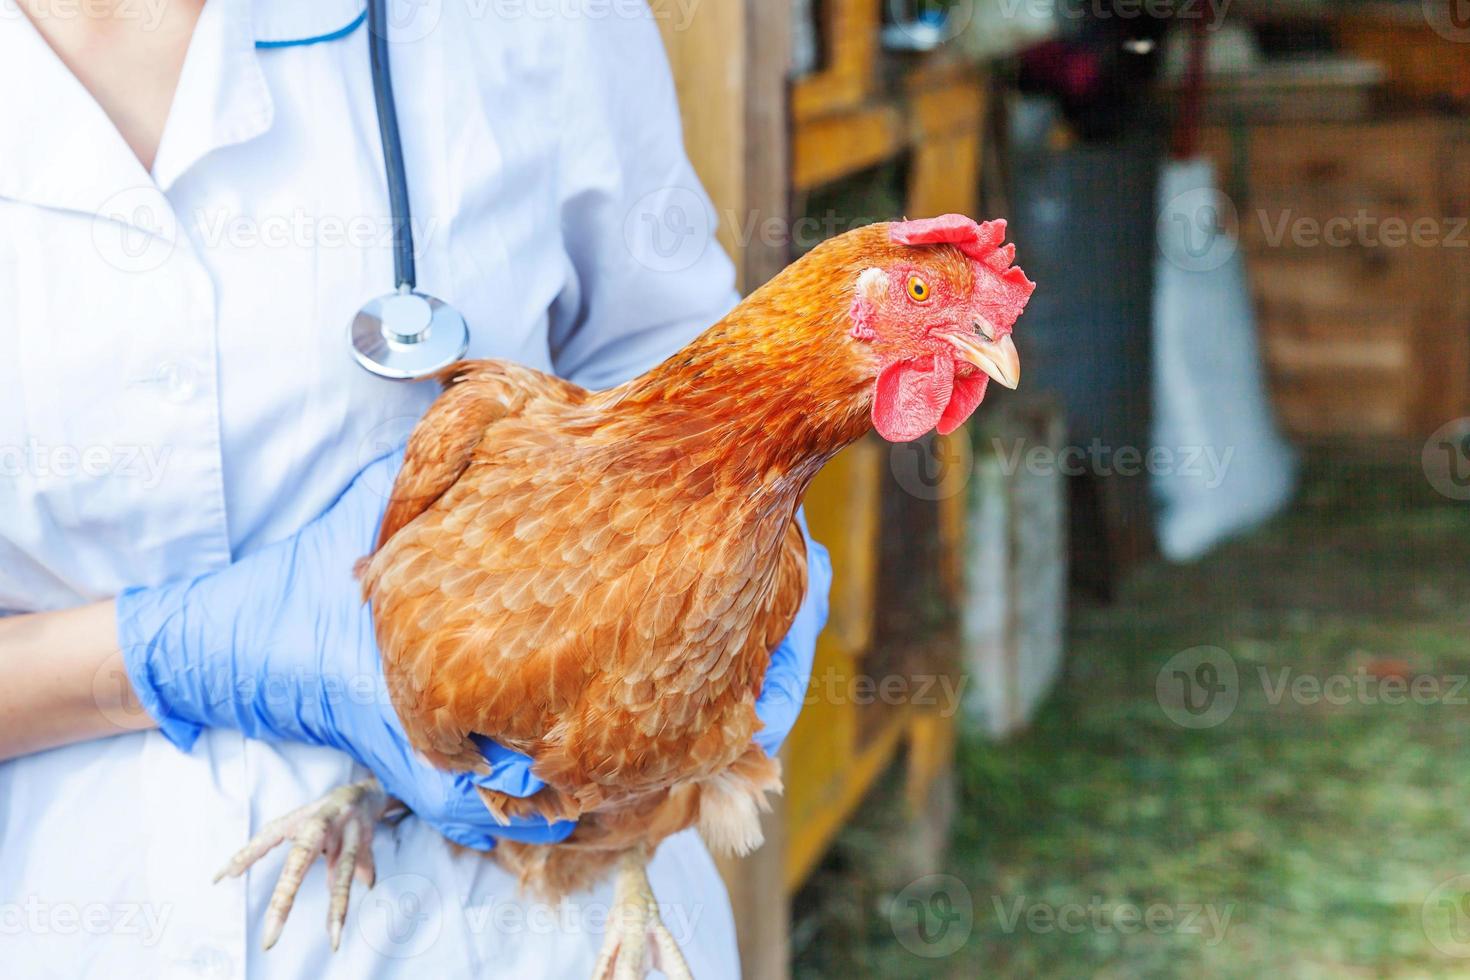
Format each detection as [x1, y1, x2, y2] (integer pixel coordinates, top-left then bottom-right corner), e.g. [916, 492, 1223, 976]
[546, 4, 740, 391]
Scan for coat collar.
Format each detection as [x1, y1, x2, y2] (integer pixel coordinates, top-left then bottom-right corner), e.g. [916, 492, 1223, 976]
[251, 0, 365, 48]
[0, 0, 363, 229]
[152, 0, 275, 192]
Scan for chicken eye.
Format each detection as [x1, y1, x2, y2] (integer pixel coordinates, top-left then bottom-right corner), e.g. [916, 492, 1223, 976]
[907, 276, 930, 303]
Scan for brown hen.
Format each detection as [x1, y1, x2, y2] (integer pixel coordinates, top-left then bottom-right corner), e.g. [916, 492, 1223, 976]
[228, 215, 1034, 978]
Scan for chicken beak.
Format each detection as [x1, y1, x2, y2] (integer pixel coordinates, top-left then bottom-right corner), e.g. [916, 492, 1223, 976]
[938, 330, 1020, 390]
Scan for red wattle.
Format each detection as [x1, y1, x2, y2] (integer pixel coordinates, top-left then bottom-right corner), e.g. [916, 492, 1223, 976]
[937, 370, 990, 435]
[872, 356, 954, 443]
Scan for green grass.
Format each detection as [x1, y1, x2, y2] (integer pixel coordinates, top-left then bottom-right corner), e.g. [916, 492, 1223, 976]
[794, 446, 1470, 979]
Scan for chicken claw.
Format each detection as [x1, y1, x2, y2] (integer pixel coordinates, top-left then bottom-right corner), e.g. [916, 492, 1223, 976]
[592, 850, 694, 980]
[212, 778, 394, 951]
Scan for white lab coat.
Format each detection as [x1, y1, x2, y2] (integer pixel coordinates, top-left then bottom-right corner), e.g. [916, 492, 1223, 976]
[0, 0, 742, 976]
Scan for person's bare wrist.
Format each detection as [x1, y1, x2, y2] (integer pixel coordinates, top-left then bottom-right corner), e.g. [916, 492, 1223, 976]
[0, 600, 154, 761]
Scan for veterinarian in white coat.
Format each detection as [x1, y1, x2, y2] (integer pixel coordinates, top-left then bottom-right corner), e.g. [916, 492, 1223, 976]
[0, 0, 748, 975]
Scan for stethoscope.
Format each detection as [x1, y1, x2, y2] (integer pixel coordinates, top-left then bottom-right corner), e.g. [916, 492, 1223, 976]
[348, 0, 471, 380]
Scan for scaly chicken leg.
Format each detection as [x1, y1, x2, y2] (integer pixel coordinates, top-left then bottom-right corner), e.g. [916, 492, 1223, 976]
[591, 849, 694, 980]
[222, 789, 695, 979]
[213, 779, 395, 950]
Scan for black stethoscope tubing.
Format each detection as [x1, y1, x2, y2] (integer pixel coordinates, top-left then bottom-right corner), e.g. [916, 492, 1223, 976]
[368, 0, 415, 291]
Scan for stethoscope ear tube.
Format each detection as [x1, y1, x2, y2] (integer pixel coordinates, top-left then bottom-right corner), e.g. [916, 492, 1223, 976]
[367, 0, 415, 291]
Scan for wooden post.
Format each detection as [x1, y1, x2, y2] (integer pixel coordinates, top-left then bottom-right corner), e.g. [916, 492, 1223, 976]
[651, 4, 794, 977]
[652, 0, 792, 294]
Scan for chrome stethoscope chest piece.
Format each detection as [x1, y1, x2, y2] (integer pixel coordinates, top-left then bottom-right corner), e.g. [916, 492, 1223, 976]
[349, 0, 471, 381]
[349, 288, 470, 380]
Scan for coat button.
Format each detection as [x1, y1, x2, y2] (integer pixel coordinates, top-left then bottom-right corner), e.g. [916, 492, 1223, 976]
[156, 361, 199, 402]
[188, 945, 232, 978]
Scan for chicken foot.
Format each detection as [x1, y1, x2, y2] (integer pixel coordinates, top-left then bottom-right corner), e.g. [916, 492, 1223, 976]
[213, 777, 395, 951]
[591, 850, 695, 980]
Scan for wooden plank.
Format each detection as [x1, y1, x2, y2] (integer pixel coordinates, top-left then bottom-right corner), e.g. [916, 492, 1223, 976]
[742, 0, 793, 292]
[907, 74, 987, 221]
[713, 796, 788, 980]
[1263, 334, 1410, 373]
[1245, 250, 1434, 311]
[1199, 116, 1470, 440]
[792, 104, 906, 191]
[932, 431, 972, 607]
[651, 1, 747, 283]
[909, 77, 986, 138]
[804, 437, 883, 654]
[651, 9, 794, 977]
[903, 709, 955, 815]
[907, 130, 981, 221]
[654, 0, 790, 293]
[1271, 371, 1410, 437]
[782, 438, 883, 893]
[1411, 308, 1470, 436]
[791, 0, 879, 122]
[1339, 8, 1470, 104]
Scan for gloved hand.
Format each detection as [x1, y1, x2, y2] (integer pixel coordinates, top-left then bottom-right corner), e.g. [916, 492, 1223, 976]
[117, 450, 831, 844]
[116, 449, 570, 851]
[754, 510, 831, 756]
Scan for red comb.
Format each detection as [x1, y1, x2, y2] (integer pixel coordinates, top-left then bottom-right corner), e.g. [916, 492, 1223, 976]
[889, 214, 1036, 335]
[889, 214, 1036, 294]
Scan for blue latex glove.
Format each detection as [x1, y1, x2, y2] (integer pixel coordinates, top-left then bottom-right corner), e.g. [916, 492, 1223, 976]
[118, 450, 831, 843]
[117, 449, 569, 851]
[754, 510, 831, 756]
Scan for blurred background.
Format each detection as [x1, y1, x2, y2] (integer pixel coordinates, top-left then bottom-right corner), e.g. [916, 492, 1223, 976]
[648, 0, 1470, 976]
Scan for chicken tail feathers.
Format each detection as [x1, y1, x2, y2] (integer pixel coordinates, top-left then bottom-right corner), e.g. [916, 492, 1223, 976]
[695, 746, 782, 858]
